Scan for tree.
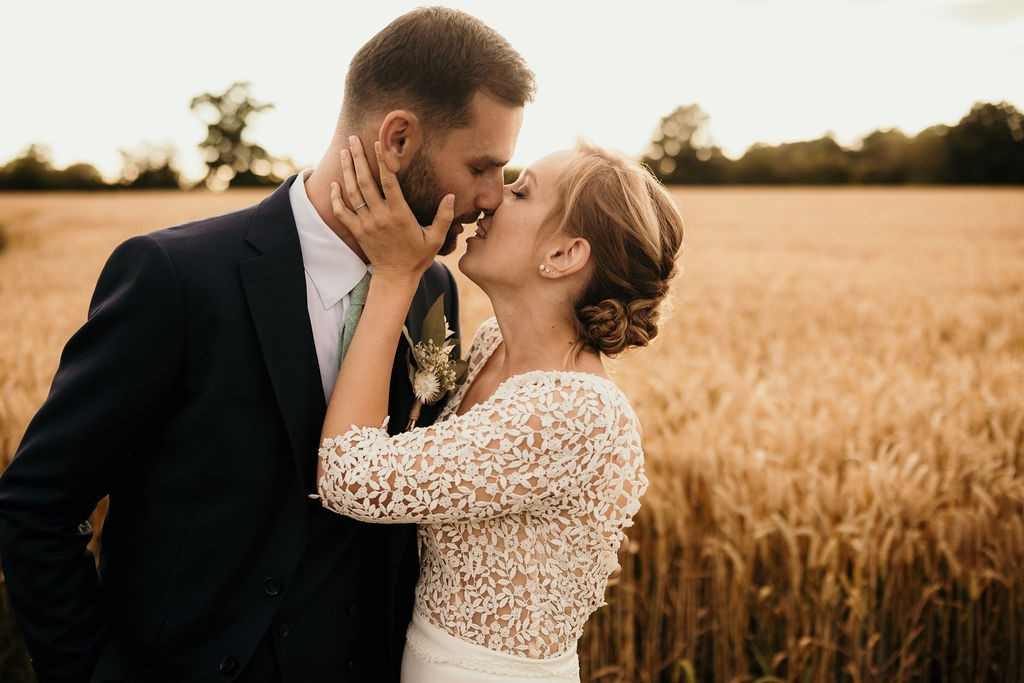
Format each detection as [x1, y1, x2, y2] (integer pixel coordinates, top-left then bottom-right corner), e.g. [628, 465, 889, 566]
[730, 143, 780, 184]
[190, 82, 293, 191]
[0, 145, 106, 190]
[118, 143, 182, 189]
[62, 163, 107, 190]
[906, 125, 954, 183]
[777, 135, 852, 184]
[854, 129, 911, 183]
[643, 104, 727, 183]
[946, 101, 1024, 183]
[0, 145, 56, 189]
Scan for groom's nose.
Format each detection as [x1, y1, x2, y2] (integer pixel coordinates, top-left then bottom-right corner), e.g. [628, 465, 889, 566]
[473, 173, 505, 214]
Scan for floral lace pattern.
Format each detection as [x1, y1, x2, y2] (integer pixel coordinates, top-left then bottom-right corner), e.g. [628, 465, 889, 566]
[317, 318, 648, 659]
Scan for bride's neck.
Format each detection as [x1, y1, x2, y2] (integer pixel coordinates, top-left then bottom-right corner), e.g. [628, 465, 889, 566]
[489, 299, 589, 377]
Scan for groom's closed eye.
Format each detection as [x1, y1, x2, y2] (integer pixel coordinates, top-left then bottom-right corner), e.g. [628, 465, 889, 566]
[468, 156, 508, 175]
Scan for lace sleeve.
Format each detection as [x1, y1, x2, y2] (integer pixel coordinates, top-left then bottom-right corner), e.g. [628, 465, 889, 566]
[316, 374, 615, 525]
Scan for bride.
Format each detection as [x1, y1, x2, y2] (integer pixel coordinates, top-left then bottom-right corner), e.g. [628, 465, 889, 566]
[314, 136, 684, 681]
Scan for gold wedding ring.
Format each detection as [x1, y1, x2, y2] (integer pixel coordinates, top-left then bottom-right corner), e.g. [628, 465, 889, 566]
[353, 202, 368, 211]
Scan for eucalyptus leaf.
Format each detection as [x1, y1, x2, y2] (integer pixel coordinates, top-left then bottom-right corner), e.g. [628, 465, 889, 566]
[454, 358, 469, 385]
[421, 294, 447, 347]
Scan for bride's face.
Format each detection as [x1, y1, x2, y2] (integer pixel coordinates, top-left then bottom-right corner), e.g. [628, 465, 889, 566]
[458, 150, 573, 289]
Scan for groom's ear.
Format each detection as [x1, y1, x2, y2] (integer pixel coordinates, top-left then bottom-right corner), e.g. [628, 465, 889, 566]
[378, 110, 424, 172]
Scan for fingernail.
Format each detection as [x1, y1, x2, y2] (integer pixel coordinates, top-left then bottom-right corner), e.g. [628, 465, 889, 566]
[348, 135, 358, 146]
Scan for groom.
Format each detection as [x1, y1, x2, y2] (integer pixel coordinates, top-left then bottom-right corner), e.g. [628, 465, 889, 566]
[0, 7, 533, 683]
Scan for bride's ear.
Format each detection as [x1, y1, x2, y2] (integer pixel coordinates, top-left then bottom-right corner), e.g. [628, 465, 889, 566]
[539, 237, 591, 279]
[378, 110, 424, 173]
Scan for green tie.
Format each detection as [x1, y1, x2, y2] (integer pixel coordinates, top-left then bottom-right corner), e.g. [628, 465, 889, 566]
[337, 271, 371, 368]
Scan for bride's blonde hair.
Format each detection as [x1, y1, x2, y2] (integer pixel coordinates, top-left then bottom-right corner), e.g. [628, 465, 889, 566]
[545, 143, 685, 357]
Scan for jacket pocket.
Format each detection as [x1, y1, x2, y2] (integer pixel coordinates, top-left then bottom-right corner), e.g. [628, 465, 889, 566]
[111, 591, 167, 649]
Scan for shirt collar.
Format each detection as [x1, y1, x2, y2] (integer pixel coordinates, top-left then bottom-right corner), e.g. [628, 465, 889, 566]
[290, 169, 368, 309]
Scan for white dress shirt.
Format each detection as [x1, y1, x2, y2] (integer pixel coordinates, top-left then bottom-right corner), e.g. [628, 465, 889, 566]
[289, 170, 369, 401]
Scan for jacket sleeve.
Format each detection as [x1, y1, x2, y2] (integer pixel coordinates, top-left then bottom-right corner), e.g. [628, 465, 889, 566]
[0, 234, 185, 683]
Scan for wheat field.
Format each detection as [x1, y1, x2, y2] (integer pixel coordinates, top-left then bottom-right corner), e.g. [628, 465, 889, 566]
[1, 187, 1022, 682]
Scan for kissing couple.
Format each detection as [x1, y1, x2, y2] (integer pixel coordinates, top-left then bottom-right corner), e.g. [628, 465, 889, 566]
[0, 7, 683, 683]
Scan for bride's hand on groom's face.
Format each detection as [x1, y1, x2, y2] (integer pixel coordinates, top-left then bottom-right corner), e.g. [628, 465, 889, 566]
[330, 136, 454, 282]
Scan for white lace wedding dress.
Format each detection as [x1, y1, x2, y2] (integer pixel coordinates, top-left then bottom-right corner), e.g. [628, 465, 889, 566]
[317, 318, 648, 682]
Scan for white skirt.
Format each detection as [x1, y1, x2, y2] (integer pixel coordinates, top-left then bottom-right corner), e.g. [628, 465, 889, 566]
[401, 610, 580, 682]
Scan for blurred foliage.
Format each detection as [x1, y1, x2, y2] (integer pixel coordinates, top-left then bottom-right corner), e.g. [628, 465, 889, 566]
[190, 81, 295, 191]
[643, 104, 730, 183]
[0, 143, 183, 192]
[645, 100, 1024, 184]
[947, 101, 1024, 182]
[0, 145, 107, 191]
[118, 143, 182, 189]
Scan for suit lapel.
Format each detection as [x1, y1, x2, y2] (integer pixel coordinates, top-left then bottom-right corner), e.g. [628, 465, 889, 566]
[237, 177, 436, 491]
[239, 178, 326, 493]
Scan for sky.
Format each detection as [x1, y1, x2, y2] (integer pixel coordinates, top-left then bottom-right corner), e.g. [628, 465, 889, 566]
[2, 0, 1022, 183]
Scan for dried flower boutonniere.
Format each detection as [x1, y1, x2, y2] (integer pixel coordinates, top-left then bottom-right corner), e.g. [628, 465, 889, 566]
[403, 294, 468, 430]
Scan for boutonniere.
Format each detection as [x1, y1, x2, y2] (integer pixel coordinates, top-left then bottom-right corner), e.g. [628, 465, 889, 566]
[403, 294, 468, 430]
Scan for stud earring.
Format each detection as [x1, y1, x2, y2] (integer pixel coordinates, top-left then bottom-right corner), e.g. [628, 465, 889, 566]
[538, 264, 555, 276]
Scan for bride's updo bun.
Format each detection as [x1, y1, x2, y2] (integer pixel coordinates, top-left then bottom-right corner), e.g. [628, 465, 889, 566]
[576, 297, 662, 357]
[547, 143, 684, 357]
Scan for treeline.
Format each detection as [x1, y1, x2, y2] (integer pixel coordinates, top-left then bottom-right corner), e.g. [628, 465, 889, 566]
[0, 83, 295, 192]
[645, 101, 1024, 184]
[2, 94, 1022, 190]
[0, 143, 187, 191]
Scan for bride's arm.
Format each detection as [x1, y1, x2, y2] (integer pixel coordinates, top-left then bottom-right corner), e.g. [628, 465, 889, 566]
[317, 376, 625, 525]
[317, 136, 454, 480]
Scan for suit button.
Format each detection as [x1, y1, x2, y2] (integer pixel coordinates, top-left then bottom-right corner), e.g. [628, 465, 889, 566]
[263, 577, 282, 596]
[278, 623, 291, 637]
[347, 602, 360, 617]
[219, 657, 237, 675]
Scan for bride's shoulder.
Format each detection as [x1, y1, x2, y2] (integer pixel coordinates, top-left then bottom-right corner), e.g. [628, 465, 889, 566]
[465, 317, 501, 356]
[472, 316, 500, 343]
[503, 371, 637, 421]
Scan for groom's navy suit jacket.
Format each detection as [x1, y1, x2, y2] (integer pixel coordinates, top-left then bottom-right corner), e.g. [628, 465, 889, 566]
[0, 177, 459, 683]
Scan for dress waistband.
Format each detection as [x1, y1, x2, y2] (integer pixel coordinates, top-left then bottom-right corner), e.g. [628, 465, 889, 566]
[405, 610, 580, 680]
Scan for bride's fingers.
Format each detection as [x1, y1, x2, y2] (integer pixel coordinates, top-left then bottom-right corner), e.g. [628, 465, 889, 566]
[424, 195, 456, 252]
[374, 141, 407, 205]
[347, 136, 383, 212]
[338, 149, 367, 215]
[329, 181, 356, 227]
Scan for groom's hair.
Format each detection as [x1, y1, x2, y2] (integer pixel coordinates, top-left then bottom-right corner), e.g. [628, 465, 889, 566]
[341, 7, 535, 138]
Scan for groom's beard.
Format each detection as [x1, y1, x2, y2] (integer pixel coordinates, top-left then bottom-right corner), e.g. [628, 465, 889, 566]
[401, 151, 479, 257]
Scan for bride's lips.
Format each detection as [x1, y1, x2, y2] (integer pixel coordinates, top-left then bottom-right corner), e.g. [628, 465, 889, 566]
[471, 219, 488, 240]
